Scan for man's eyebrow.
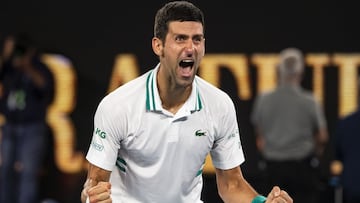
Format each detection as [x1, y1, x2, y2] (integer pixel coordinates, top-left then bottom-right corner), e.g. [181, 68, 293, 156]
[176, 34, 204, 38]
[193, 34, 204, 38]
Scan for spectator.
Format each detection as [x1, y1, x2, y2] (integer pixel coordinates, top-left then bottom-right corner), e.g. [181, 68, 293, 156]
[0, 33, 54, 203]
[332, 77, 360, 203]
[251, 47, 329, 203]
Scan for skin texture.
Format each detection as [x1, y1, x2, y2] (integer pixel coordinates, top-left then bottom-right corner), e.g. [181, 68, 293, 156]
[81, 20, 293, 203]
[152, 21, 204, 114]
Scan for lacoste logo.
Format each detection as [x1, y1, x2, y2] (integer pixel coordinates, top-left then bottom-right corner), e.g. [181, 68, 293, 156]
[195, 129, 207, 137]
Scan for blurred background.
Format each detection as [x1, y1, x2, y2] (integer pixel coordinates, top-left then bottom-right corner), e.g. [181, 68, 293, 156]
[0, 0, 359, 202]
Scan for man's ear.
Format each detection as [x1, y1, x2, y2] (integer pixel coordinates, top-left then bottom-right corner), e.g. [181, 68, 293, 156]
[152, 37, 163, 56]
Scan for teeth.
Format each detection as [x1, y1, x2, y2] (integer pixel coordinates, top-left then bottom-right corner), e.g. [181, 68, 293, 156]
[179, 60, 194, 68]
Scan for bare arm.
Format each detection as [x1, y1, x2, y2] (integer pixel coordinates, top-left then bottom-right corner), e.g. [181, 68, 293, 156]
[216, 166, 293, 203]
[81, 163, 112, 203]
[253, 127, 265, 153]
[216, 166, 258, 203]
[314, 127, 328, 157]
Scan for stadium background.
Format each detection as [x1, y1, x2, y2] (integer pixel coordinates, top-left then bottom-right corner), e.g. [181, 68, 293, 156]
[1, 0, 359, 202]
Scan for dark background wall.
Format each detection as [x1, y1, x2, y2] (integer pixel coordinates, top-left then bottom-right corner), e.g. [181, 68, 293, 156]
[1, 1, 359, 202]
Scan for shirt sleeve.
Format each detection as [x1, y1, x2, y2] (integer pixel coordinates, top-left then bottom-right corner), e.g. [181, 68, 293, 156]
[210, 95, 245, 170]
[250, 94, 262, 126]
[86, 96, 123, 171]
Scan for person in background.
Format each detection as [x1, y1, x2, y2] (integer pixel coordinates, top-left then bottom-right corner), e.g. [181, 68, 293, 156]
[331, 77, 360, 203]
[251, 47, 328, 203]
[80, 1, 293, 203]
[0, 33, 54, 203]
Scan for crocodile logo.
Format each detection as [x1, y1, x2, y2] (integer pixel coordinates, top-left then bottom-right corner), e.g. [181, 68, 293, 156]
[195, 129, 207, 136]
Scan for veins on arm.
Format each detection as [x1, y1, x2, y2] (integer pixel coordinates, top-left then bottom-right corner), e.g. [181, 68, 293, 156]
[87, 163, 111, 185]
[81, 163, 111, 203]
[216, 166, 258, 203]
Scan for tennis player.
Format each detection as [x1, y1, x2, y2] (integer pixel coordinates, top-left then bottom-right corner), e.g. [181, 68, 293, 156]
[81, 1, 293, 203]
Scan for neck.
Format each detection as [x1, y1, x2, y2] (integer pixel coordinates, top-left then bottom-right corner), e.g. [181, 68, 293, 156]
[157, 73, 192, 114]
[280, 76, 301, 86]
[161, 86, 192, 114]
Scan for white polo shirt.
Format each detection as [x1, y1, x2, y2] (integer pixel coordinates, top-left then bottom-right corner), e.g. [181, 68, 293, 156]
[86, 64, 245, 203]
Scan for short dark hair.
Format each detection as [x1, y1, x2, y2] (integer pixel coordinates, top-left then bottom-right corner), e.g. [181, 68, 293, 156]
[154, 1, 205, 42]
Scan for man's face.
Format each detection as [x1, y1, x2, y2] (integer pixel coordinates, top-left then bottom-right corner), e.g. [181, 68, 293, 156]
[156, 21, 205, 88]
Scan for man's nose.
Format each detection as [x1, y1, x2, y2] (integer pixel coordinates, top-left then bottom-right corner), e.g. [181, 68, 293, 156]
[184, 40, 195, 53]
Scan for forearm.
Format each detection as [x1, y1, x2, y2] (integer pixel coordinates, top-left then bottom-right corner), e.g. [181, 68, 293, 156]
[216, 166, 292, 203]
[81, 163, 111, 203]
[216, 168, 258, 203]
[219, 180, 258, 202]
[315, 128, 328, 156]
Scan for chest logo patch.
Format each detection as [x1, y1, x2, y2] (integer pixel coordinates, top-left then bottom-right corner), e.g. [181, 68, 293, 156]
[195, 129, 207, 137]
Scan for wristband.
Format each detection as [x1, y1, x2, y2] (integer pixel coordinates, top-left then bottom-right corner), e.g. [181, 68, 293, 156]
[251, 195, 267, 203]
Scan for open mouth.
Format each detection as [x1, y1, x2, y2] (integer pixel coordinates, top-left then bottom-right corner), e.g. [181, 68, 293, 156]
[178, 59, 194, 77]
[179, 59, 194, 68]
